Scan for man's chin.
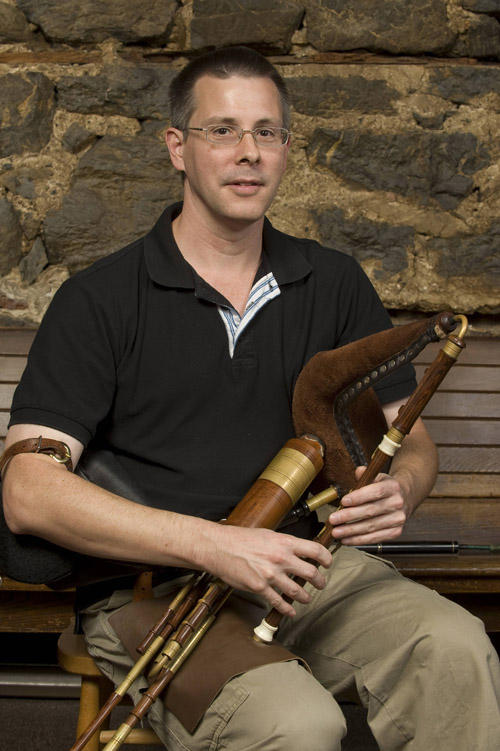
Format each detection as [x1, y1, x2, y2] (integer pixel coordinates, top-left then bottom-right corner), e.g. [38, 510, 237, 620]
[217, 208, 267, 229]
[219, 195, 275, 225]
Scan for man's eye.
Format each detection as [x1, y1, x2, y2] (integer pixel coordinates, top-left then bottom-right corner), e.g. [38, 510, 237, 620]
[212, 126, 233, 137]
[257, 128, 276, 139]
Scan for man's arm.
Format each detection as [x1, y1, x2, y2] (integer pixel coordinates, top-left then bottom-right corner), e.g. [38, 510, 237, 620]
[2, 424, 331, 617]
[328, 399, 439, 546]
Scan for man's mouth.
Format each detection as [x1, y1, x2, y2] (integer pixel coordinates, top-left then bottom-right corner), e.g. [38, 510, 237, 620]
[226, 179, 264, 194]
[226, 177, 264, 186]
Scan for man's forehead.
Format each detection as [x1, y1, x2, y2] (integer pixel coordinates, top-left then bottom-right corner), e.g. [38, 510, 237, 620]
[193, 72, 275, 90]
[190, 74, 282, 120]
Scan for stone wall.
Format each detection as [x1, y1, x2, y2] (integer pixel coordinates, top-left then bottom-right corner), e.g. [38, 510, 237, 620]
[1, 0, 499, 332]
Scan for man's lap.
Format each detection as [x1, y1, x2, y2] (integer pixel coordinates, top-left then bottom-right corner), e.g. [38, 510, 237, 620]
[81, 547, 500, 750]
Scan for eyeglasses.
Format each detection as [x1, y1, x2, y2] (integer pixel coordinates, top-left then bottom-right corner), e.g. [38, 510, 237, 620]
[186, 124, 291, 147]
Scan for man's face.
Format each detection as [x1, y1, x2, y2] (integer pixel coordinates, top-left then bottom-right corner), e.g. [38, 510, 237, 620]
[167, 74, 290, 230]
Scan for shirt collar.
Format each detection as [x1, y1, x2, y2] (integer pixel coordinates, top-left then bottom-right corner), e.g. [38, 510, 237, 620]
[262, 216, 312, 285]
[144, 202, 312, 289]
[144, 202, 194, 289]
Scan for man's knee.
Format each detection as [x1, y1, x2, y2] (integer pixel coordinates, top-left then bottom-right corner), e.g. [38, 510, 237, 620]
[276, 703, 347, 751]
[413, 597, 499, 686]
[231, 691, 346, 751]
[222, 662, 346, 751]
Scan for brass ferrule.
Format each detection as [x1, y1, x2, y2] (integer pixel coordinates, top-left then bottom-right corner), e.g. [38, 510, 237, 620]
[167, 579, 197, 613]
[115, 635, 164, 695]
[159, 639, 182, 662]
[102, 722, 132, 751]
[148, 656, 166, 680]
[169, 615, 216, 675]
[386, 426, 404, 445]
[258, 447, 319, 501]
[442, 314, 468, 359]
[148, 637, 182, 678]
[199, 580, 225, 607]
[305, 486, 339, 512]
[442, 338, 464, 360]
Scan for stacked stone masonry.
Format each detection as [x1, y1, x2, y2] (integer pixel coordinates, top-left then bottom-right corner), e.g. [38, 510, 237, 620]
[0, 0, 499, 330]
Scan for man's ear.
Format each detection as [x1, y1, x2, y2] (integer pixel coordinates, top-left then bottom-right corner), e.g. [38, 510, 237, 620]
[165, 127, 185, 172]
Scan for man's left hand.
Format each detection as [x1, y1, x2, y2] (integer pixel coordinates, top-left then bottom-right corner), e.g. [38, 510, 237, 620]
[328, 466, 410, 546]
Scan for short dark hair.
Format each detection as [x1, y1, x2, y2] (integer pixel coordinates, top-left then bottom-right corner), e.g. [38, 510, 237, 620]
[169, 46, 291, 132]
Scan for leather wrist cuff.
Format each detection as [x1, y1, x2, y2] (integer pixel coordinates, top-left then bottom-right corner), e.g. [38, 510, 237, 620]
[0, 436, 73, 475]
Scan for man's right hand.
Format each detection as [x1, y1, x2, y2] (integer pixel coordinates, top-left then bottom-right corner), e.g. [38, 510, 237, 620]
[200, 524, 332, 618]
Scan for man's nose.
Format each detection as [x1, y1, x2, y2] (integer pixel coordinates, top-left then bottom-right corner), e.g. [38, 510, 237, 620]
[236, 131, 261, 161]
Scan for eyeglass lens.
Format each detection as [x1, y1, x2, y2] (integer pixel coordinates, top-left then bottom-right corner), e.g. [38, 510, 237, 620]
[207, 125, 288, 146]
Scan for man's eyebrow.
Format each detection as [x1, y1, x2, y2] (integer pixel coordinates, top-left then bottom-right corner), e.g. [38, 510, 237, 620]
[202, 116, 282, 126]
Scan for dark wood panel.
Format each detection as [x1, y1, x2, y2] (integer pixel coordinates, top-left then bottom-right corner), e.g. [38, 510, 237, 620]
[438, 447, 500, 473]
[390, 554, 500, 578]
[0, 356, 27, 382]
[421, 392, 500, 418]
[386, 554, 500, 588]
[400, 499, 500, 543]
[431, 473, 500, 498]
[0, 412, 9, 438]
[0, 591, 74, 632]
[0, 577, 72, 592]
[0, 329, 36, 356]
[415, 365, 499, 392]
[425, 419, 500, 445]
[0, 383, 15, 409]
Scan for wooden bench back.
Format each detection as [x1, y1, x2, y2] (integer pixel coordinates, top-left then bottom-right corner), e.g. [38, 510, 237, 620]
[400, 337, 500, 545]
[0, 329, 35, 452]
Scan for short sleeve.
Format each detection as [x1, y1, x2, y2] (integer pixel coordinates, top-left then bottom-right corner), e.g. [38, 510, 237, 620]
[10, 276, 119, 445]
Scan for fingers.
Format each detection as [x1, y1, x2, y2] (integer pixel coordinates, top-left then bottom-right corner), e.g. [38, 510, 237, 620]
[329, 515, 406, 546]
[343, 472, 400, 507]
[260, 556, 328, 618]
[263, 538, 331, 616]
[291, 536, 332, 570]
[328, 473, 408, 545]
[261, 537, 330, 596]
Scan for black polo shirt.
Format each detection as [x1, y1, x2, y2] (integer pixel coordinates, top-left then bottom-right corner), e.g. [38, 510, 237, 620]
[10, 203, 416, 524]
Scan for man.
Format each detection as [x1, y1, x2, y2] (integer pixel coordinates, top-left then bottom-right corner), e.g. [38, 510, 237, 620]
[2, 47, 499, 750]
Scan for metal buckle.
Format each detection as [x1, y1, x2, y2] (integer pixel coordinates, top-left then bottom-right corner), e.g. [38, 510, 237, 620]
[49, 443, 72, 465]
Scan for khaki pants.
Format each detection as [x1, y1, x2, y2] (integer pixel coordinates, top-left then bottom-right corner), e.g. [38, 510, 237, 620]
[82, 547, 500, 751]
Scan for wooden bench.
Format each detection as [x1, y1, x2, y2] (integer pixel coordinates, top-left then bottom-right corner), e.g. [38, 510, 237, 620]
[387, 336, 500, 632]
[1, 328, 499, 633]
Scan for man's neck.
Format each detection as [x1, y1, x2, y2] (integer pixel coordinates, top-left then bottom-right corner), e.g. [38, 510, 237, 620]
[171, 203, 265, 315]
